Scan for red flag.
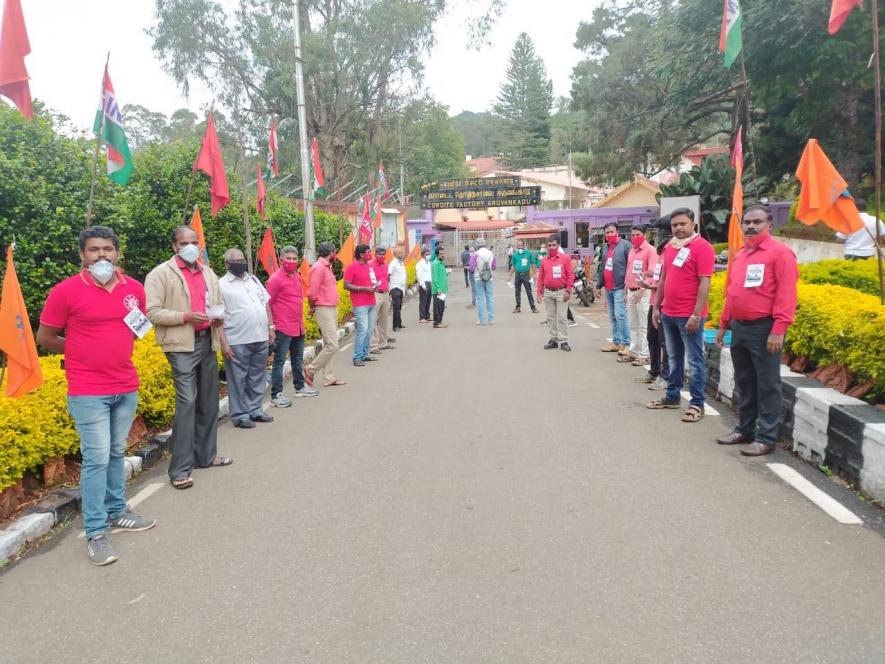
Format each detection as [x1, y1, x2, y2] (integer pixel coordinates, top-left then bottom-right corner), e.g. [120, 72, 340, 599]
[828, 0, 863, 35]
[0, 0, 32, 119]
[0, 245, 42, 397]
[257, 227, 278, 275]
[358, 194, 373, 243]
[372, 195, 383, 230]
[193, 112, 230, 216]
[299, 257, 310, 294]
[190, 207, 209, 265]
[338, 233, 355, 268]
[256, 164, 267, 220]
[726, 126, 745, 276]
[795, 139, 864, 234]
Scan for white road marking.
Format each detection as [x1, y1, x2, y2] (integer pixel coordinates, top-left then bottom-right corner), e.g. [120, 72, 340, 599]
[586, 322, 600, 329]
[766, 463, 863, 525]
[78, 481, 164, 539]
[680, 392, 720, 416]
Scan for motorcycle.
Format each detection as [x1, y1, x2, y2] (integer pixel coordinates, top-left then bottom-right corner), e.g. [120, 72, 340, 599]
[572, 262, 595, 307]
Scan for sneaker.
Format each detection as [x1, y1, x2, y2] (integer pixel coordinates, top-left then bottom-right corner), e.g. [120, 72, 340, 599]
[634, 373, 655, 384]
[476, 321, 486, 325]
[272, 393, 293, 408]
[544, 339, 559, 350]
[293, 386, 318, 398]
[489, 320, 496, 325]
[87, 534, 118, 566]
[560, 342, 572, 352]
[109, 508, 157, 534]
[513, 307, 521, 313]
[648, 377, 668, 391]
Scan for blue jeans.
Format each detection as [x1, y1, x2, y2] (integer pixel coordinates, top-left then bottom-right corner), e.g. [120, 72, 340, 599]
[605, 288, 630, 346]
[67, 392, 139, 539]
[353, 305, 376, 361]
[271, 331, 305, 396]
[469, 271, 476, 305]
[475, 278, 495, 323]
[662, 314, 707, 407]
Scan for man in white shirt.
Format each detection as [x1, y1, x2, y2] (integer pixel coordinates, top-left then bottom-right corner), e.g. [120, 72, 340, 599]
[218, 248, 275, 429]
[416, 247, 432, 323]
[388, 244, 407, 331]
[836, 198, 885, 260]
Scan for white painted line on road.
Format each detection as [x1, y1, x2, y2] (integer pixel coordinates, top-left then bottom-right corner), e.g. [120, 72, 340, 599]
[78, 482, 165, 539]
[679, 392, 720, 416]
[586, 322, 600, 329]
[767, 463, 863, 525]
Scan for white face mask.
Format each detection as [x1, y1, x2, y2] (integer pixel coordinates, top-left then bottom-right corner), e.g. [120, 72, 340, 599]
[178, 244, 201, 264]
[87, 259, 116, 284]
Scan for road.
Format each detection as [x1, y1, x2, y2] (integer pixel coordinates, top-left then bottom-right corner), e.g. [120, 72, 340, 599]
[2, 273, 885, 663]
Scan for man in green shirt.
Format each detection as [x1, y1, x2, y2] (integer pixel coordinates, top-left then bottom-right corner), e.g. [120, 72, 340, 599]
[509, 239, 539, 314]
[431, 246, 449, 328]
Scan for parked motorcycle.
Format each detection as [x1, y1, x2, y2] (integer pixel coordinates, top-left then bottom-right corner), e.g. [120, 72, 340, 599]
[572, 262, 595, 307]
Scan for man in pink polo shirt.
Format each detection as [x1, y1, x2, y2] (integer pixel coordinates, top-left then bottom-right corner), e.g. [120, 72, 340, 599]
[267, 245, 318, 407]
[369, 245, 396, 354]
[343, 244, 379, 366]
[648, 208, 715, 423]
[304, 241, 345, 387]
[622, 224, 658, 366]
[37, 226, 157, 566]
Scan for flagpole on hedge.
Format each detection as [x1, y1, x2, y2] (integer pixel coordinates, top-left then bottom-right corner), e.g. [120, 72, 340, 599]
[233, 87, 254, 275]
[872, 0, 885, 304]
[293, 0, 316, 262]
[86, 52, 110, 228]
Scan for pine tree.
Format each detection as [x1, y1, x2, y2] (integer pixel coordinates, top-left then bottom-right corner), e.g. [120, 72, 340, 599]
[494, 33, 554, 170]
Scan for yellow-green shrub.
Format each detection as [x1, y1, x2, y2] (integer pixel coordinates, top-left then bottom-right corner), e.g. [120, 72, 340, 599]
[800, 257, 880, 297]
[406, 263, 417, 287]
[788, 283, 885, 399]
[303, 280, 353, 342]
[705, 272, 727, 329]
[132, 333, 176, 426]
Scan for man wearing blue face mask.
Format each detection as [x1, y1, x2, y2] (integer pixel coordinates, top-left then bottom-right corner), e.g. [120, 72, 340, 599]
[145, 225, 233, 492]
[37, 225, 157, 566]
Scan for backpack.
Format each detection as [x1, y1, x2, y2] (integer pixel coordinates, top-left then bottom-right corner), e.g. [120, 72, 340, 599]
[478, 250, 494, 282]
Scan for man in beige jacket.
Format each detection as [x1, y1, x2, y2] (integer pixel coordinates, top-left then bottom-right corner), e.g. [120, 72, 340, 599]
[145, 226, 233, 490]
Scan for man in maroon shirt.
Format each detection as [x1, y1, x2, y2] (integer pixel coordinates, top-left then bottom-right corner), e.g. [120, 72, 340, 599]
[716, 205, 799, 456]
[536, 235, 575, 351]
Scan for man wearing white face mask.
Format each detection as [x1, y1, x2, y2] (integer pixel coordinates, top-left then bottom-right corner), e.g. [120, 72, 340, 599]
[145, 225, 233, 492]
[37, 226, 157, 566]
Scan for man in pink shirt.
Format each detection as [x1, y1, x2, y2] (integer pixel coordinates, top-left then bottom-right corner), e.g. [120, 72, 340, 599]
[648, 208, 715, 423]
[536, 235, 575, 351]
[622, 224, 658, 366]
[37, 226, 157, 566]
[304, 241, 344, 387]
[266, 245, 319, 408]
[369, 245, 396, 354]
[343, 244, 379, 366]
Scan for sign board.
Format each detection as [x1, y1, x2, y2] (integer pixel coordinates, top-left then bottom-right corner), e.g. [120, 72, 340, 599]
[659, 195, 701, 231]
[419, 177, 541, 210]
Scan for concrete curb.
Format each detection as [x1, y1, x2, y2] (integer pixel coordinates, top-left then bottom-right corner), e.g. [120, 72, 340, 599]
[705, 344, 885, 504]
[0, 316, 364, 565]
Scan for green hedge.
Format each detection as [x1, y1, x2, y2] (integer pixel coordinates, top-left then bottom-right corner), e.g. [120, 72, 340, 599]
[799, 257, 881, 297]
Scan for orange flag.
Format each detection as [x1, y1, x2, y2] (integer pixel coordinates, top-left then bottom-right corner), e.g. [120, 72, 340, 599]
[726, 126, 745, 278]
[299, 257, 310, 293]
[383, 248, 394, 265]
[190, 206, 209, 265]
[338, 232, 355, 268]
[0, 245, 42, 397]
[829, 0, 863, 35]
[795, 139, 864, 234]
[257, 227, 278, 275]
[404, 241, 421, 267]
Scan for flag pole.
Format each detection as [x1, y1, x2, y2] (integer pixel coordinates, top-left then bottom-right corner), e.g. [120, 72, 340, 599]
[233, 88, 254, 274]
[293, 0, 316, 262]
[738, 51, 760, 201]
[86, 52, 110, 227]
[872, 0, 885, 304]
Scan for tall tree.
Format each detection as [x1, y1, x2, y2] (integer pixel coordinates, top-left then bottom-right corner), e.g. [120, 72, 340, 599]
[494, 33, 553, 170]
[451, 110, 507, 157]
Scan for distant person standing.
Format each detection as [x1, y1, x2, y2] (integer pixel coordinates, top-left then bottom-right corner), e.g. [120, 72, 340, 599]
[460, 244, 471, 287]
[470, 238, 497, 325]
[37, 226, 157, 566]
[416, 247, 433, 323]
[510, 239, 539, 314]
[622, 225, 657, 366]
[304, 241, 345, 388]
[835, 197, 885, 260]
[388, 245, 407, 332]
[716, 205, 799, 457]
[635, 238, 669, 391]
[431, 246, 449, 328]
[596, 222, 631, 353]
[537, 234, 574, 351]
[344, 244, 379, 366]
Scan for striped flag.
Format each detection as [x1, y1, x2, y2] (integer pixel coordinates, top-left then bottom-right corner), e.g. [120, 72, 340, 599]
[726, 126, 744, 276]
[93, 64, 133, 185]
[310, 137, 325, 199]
[719, 0, 742, 68]
[378, 160, 388, 198]
[265, 118, 278, 180]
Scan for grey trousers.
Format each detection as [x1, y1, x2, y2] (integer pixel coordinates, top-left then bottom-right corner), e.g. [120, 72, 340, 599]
[730, 318, 782, 445]
[543, 289, 569, 343]
[166, 333, 219, 480]
[370, 291, 391, 351]
[226, 340, 269, 425]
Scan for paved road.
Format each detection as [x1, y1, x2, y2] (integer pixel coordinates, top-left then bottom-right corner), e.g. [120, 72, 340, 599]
[2, 274, 885, 663]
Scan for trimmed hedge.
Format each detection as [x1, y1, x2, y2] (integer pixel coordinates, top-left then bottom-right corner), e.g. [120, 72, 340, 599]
[799, 257, 881, 297]
[304, 280, 353, 342]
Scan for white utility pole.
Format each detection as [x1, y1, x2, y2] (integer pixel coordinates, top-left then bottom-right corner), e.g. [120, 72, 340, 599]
[293, 0, 315, 261]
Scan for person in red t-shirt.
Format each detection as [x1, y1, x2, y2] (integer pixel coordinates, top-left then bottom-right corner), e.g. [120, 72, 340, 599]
[715, 205, 799, 457]
[536, 235, 575, 351]
[343, 244, 379, 366]
[369, 245, 396, 354]
[37, 226, 157, 566]
[648, 208, 715, 423]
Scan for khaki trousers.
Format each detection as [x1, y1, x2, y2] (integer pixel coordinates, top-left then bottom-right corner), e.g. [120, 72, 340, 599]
[307, 305, 338, 382]
[627, 289, 651, 358]
[370, 291, 391, 351]
[543, 289, 569, 343]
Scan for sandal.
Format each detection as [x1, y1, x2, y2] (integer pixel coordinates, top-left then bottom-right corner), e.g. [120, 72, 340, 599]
[171, 476, 193, 490]
[681, 405, 705, 422]
[323, 379, 347, 387]
[208, 456, 234, 468]
[646, 398, 681, 409]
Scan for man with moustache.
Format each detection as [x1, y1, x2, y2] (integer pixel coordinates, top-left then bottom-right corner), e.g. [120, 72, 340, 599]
[369, 245, 396, 354]
[596, 222, 632, 353]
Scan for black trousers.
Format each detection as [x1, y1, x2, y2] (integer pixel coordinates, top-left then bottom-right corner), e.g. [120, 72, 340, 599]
[390, 288, 404, 329]
[463, 267, 470, 287]
[418, 282, 431, 320]
[514, 271, 535, 309]
[567, 306, 574, 322]
[647, 305, 669, 379]
[730, 318, 782, 445]
[433, 294, 446, 324]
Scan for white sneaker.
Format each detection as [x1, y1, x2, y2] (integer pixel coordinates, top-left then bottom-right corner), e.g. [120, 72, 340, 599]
[294, 386, 319, 398]
[648, 377, 667, 391]
[271, 393, 292, 408]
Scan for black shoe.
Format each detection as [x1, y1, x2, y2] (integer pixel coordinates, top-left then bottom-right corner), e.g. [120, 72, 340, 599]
[513, 307, 521, 313]
[363, 356, 378, 361]
[544, 340, 559, 350]
[250, 413, 274, 423]
[560, 343, 571, 352]
[531, 308, 539, 313]
[234, 420, 256, 429]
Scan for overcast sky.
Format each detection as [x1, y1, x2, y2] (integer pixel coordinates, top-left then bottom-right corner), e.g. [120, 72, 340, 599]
[16, 0, 596, 131]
